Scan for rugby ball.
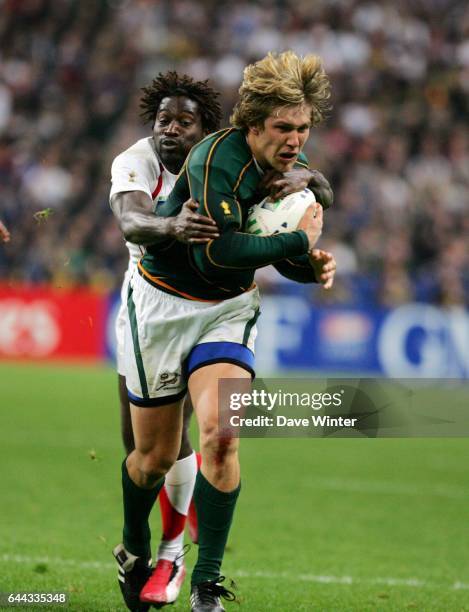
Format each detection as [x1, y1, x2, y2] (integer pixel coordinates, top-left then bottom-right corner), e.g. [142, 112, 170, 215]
[245, 188, 316, 236]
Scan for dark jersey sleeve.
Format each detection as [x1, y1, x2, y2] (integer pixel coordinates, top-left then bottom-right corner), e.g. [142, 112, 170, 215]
[188, 159, 309, 275]
[273, 255, 318, 283]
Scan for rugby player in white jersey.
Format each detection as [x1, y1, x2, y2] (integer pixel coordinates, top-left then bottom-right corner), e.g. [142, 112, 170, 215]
[110, 72, 222, 610]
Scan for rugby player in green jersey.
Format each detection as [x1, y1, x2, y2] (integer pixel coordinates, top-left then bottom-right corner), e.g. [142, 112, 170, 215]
[118, 51, 336, 612]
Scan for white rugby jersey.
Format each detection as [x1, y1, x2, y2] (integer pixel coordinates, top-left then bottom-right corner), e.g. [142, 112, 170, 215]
[110, 137, 177, 265]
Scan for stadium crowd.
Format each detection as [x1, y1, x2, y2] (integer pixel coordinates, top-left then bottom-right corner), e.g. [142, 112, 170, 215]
[0, 0, 467, 306]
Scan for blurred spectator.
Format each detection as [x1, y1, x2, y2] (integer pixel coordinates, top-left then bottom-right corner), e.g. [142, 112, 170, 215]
[0, 0, 467, 306]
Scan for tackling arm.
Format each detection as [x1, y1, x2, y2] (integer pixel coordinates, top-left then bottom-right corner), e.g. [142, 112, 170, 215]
[109, 150, 175, 245]
[111, 191, 174, 245]
[109, 146, 219, 246]
[111, 191, 219, 246]
[264, 167, 333, 209]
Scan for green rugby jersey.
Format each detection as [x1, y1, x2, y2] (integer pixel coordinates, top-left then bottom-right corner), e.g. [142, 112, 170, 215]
[140, 128, 317, 300]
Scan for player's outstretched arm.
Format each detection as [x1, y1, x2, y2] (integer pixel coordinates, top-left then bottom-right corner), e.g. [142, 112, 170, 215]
[0, 220, 10, 243]
[111, 192, 219, 245]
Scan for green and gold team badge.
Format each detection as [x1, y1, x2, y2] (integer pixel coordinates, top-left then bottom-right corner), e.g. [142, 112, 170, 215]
[220, 201, 232, 215]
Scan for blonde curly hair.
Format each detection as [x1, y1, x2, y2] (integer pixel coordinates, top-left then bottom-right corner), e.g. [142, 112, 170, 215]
[231, 50, 331, 130]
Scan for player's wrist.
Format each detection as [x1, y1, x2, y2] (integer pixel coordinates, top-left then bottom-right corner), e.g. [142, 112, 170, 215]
[164, 217, 177, 238]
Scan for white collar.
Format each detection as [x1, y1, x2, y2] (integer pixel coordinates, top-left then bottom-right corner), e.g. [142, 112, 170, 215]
[252, 155, 265, 177]
[245, 134, 266, 177]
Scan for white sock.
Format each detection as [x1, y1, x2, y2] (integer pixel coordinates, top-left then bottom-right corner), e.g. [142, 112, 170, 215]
[157, 451, 197, 562]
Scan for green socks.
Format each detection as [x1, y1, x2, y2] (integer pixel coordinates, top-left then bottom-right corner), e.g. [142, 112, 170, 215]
[121, 459, 164, 559]
[122, 459, 240, 580]
[191, 471, 241, 585]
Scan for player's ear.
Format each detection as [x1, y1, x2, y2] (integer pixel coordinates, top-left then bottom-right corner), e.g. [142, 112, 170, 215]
[249, 125, 260, 136]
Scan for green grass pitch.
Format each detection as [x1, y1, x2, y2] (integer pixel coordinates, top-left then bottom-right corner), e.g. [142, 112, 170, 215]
[0, 362, 468, 611]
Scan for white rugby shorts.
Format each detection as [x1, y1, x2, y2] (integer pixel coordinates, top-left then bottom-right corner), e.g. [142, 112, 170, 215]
[124, 270, 261, 406]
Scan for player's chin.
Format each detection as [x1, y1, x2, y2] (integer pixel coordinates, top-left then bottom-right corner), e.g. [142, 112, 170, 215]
[160, 147, 184, 165]
[273, 157, 297, 172]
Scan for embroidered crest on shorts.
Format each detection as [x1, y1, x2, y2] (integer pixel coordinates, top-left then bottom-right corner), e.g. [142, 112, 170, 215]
[156, 371, 180, 391]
